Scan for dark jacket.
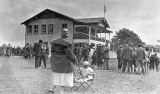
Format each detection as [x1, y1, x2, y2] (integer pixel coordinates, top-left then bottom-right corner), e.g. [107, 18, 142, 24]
[136, 47, 145, 62]
[121, 46, 133, 61]
[33, 43, 42, 57]
[116, 48, 123, 59]
[50, 38, 77, 73]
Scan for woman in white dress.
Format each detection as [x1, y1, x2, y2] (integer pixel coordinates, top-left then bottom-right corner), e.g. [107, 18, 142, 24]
[49, 28, 77, 94]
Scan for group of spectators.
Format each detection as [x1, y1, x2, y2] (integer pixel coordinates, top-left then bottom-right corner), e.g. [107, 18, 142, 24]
[73, 42, 110, 70]
[31, 41, 49, 68]
[116, 43, 160, 75]
[0, 44, 22, 57]
[22, 43, 34, 59]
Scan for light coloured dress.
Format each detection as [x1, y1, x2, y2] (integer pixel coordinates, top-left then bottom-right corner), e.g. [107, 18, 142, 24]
[52, 72, 73, 86]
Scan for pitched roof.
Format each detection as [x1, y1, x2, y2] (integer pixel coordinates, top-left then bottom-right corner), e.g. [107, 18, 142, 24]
[21, 9, 81, 25]
[21, 9, 110, 30]
[76, 17, 110, 28]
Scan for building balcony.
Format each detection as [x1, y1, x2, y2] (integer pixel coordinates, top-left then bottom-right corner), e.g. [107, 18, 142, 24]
[73, 32, 108, 43]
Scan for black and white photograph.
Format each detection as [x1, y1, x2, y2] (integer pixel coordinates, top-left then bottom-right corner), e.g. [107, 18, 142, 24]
[0, 0, 160, 94]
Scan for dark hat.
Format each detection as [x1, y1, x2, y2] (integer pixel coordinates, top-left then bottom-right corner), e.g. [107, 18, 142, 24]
[138, 43, 142, 47]
[61, 28, 69, 37]
[39, 39, 43, 43]
[124, 44, 128, 47]
[145, 47, 149, 51]
[128, 43, 132, 46]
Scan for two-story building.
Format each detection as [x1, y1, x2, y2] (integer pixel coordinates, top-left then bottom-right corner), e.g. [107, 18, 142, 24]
[21, 9, 112, 48]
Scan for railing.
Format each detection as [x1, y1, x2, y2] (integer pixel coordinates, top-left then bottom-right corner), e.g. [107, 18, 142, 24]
[73, 32, 89, 39]
[74, 32, 108, 42]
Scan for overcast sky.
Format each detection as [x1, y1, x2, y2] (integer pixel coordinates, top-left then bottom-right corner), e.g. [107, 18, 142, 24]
[0, 0, 160, 47]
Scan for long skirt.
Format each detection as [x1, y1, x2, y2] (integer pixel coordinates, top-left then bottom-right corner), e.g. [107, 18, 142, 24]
[52, 72, 73, 87]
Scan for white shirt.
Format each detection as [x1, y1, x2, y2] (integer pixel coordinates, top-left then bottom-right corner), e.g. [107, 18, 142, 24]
[80, 67, 94, 79]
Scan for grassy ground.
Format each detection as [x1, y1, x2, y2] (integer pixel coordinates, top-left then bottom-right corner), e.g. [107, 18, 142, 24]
[1, 56, 160, 94]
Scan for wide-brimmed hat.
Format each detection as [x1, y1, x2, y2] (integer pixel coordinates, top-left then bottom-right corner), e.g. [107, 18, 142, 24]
[83, 61, 90, 66]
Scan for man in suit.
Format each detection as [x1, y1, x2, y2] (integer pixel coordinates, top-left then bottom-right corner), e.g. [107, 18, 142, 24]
[116, 45, 123, 69]
[136, 44, 145, 75]
[34, 39, 43, 68]
[103, 43, 110, 70]
[121, 43, 133, 73]
[39, 43, 49, 68]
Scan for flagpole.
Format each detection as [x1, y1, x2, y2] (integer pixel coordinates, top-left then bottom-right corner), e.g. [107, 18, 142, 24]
[104, 0, 106, 19]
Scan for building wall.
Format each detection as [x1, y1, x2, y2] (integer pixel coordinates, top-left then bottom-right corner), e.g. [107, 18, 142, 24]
[25, 18, 74, 47]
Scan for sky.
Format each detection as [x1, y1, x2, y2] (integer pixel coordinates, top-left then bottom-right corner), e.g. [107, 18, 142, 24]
[0, 0, 160, 47]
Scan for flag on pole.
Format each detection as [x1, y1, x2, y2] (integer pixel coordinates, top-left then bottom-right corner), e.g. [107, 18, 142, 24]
[104, 5, 106, 13]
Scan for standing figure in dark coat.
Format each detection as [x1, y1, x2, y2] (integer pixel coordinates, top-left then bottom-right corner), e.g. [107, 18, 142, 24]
[116, 45, 123, 69]
[33, 40, 43, 68]
[39, 43, 49, 68]
[1, 44, 6, 57]
[23, 44, 30, 59]
[91, 50, 97, 66]
[73, 43, 79, 58]
[103, 44, 110, 70]
[23, 45, 27, 58]
[136, 44, 145, 75]
[81, 44, 90, 61]
[29, 44, 33, 59]
[144, 48, 150, 74]
[97, 44, 104, 69]
[17, 46, 21, 56]
[150, 53, 159, 72]
[132, 48, 137, 72]
[49, 28, 77, 94]
[6, 44, 12, 57]
[121, 44, 133, 73]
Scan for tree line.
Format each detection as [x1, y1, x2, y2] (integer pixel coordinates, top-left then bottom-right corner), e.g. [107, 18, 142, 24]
[110, 28, 145, 51]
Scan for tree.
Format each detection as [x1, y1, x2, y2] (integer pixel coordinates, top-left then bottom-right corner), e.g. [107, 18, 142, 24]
[111, 28, 144, 48]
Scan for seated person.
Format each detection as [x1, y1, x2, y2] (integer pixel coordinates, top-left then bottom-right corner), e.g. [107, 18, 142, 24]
[75, 61, 94, 82]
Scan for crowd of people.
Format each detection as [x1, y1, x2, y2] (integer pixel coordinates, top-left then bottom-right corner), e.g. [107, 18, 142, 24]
[33, 40, 49, 68]
[73, 42, 110, 70]
[1, 28, 160, 94]
[0, 44, 22, 57]
[116, 43, 160, 75]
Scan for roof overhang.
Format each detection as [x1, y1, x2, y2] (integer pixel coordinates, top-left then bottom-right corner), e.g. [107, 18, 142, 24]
[91, 25, 113, 33]
[21, 9, 85, 25]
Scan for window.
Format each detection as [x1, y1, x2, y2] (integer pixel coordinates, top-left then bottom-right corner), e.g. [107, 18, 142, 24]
[33, 25, 38, 34]
[48, 24, 54, 34]
[62, 23, 67, 29]
[27, 25, 32, 35]
[75, 26, 89, 34]
[41, 25, 46, 34]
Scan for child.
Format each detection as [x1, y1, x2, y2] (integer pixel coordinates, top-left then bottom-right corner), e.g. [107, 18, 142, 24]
[76, 61, 94, 82]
